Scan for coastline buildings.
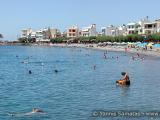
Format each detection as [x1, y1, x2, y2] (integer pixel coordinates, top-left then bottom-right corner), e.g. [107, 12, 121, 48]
[80, 24, 97, 37]
[101, 25, 117, 36]
[49, 28, 61, 38]
[67, 25, 79, 38]
[106, 25, 117, 36]
[117, 25, 127, 36]
[126, 22, 139, 35]
[21, 28, 32, 38]
[20, 27, 61, 42]
[19, 17, 160, 41]
[101, 24, 127, 36]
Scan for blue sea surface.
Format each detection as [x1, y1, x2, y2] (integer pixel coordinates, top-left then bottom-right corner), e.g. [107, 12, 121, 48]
[0, 45, 160, 120]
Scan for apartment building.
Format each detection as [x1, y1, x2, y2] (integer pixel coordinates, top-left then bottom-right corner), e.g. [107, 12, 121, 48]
[117, 25, 127, 36]
[106, 25, 118, 36]
[67, 26, 79, 38]
[21, 28, 32, 38]
[127, 22, 139, 35]
[81, 24, 97, 37]
[49, 28, 61, 39]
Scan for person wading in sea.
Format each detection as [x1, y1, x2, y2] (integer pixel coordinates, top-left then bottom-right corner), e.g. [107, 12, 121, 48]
[116, 72, 130, 85]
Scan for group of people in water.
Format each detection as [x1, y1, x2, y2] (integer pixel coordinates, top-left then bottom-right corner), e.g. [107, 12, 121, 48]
[10, 49, 134, 118]
[131, 53, 145, 61]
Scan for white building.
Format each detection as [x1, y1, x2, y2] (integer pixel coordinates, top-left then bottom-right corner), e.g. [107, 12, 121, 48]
[117, 25, 127, 36]
[101, 25, 127, 36]
[137, 18, 150, 35]
[106, 25, 117, 36]
[49, 28, 61, 38]
[127, 22, 139, 35]
[35, 28, 51, 42]
[30, 32, 36, 39]
[143, 21, 158, 34]
[81, 24, 97, 37]
[156, 19, 160, 33]
[21, 28, 32, 38]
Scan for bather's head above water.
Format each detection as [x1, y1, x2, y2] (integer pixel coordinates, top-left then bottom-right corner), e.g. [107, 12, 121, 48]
[32, 108, 44, 113]
[121, 72, 126, 76]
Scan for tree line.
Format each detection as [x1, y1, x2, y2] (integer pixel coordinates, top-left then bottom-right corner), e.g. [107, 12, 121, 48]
[18, 34, 160, 43]
[50, 34, 160, 43]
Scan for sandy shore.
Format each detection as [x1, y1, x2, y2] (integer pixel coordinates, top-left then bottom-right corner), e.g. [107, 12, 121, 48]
[51, 43, 160, 58]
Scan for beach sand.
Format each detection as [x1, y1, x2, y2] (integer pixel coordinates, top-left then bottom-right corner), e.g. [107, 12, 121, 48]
[51, 43, 160, 58]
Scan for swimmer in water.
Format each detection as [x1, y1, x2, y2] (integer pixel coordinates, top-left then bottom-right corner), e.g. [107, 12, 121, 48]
[29, 70, 32, 74]
[141, 57, 145, 61]
[104, 53, 107, 59]
[137, 53, 140, 57]
[54, 69, 58, 73]
[93, 65, 96, 70]
[131, 56, 135, 60]
[116, 56, 119, 60]
[30, 108, 44, 113]
[8, 108, 44, 116]
[116, 72, 130, 85]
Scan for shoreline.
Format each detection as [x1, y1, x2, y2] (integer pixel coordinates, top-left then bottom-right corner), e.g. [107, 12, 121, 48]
[51, 43, 160, 58]
[1, 43, 160, 58]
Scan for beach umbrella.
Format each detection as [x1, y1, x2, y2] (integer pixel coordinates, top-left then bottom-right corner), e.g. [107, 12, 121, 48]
[147, 42, 154, 47]
[137, 42, 147, 47]
[113, 42, 117, 44]
[121, 42, 127, 45]
[116, 43, 121, 45]
[135, 42, 141, 45]
[154, 44, 160, 48]
[98, 42, 102, 45]
[128, 42, 134, 45]
[107, 42, 112, 45]
[128, 42, 135, 47]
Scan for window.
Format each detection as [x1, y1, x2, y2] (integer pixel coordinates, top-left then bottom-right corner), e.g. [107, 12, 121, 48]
[148, 25, 152, 28]
[72, 30, 76, 32]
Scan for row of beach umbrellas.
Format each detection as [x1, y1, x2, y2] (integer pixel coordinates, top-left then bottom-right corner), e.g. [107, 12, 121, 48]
[128, 42, 160, 48]
[97, 41, 160, 48]
[98, 42, 128, 46]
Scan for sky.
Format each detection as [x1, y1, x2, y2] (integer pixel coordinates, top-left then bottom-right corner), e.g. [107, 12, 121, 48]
[0, 0, 160, 40]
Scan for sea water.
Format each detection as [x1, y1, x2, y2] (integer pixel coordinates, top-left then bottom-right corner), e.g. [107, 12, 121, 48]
[0, 45, 160, 120]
